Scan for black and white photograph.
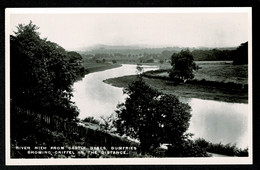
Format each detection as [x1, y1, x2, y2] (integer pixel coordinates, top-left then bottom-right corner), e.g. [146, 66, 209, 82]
[5, 8, 252, 165]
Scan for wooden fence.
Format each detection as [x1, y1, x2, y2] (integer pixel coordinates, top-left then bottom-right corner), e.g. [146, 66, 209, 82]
[11, 105, 139, 149]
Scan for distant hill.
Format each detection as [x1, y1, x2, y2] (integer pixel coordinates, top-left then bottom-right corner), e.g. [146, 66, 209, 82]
[79, 44, 146, 51]
[78, 44, 186, 52]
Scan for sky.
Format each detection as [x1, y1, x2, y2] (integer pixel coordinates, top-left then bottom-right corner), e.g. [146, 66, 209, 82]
[7, 8, 251, 51]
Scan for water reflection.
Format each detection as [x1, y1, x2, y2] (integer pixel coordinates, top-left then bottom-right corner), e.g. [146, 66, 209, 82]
[72, 64, 158, 120]
[180, 98, 248, 149]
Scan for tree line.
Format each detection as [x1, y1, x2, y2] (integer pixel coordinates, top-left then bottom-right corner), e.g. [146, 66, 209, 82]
[81, 42, 248, 64]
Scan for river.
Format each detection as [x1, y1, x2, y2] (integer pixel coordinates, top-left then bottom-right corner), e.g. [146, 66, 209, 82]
[72, 64, 249, 149]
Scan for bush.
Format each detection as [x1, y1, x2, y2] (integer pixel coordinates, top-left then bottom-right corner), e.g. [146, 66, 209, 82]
[146, 59, 154, 63]
[194, 138, 248, 157]
[166, 139, 208, 157]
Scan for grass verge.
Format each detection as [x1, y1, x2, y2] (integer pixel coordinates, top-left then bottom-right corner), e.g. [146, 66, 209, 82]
[104, 75, 248, 103]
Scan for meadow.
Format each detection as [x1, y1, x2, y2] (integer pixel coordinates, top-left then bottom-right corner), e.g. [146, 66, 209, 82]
[154, 61, 248, 84]
[104, 61, 248, 103]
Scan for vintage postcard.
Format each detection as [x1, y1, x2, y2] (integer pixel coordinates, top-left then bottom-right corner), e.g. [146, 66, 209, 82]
[5, 7, 252, 165]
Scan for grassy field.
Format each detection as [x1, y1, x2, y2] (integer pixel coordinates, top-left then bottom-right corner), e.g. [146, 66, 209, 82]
[104, 61, 248, 103]
[194, 62, 248, 84]
[151, 61, 248, 84]
[82, 62, 122, 73]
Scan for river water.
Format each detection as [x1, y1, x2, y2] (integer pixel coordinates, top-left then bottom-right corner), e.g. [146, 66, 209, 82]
[72, 64, 249, 149]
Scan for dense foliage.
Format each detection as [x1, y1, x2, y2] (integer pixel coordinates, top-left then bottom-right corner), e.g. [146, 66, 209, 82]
[190, 42, 248, 65]
[191, 49, 232, 61]
[10, 22, 89, 158]
[232, 42, 248, 65]
[114, 74, 193, 155]
[165, 138, 208, 157]
[10, 21, 85, 119]
[195, 138, 248, 157]
[169, 50, 197, 82]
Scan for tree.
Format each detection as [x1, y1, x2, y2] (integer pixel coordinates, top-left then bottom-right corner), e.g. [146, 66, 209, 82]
[232, 42, 248, 65]
[136, 63, 144, 76]
[159, 60, 164, 64]
[67, 51, 86, 78]
[114, 77, 192, 154]
[100, 114, 116, 132]
[10, 21, 80, 119]
[169, 50, 197, 82]
[67, 51, 83, 66]
[161, 50, 172, 59]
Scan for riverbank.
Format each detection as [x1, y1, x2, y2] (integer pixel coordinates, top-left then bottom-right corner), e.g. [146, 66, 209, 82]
[104, 75, 248, 103]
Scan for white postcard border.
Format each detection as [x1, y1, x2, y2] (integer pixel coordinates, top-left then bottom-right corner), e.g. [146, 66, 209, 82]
[5, 7, 253, 165]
